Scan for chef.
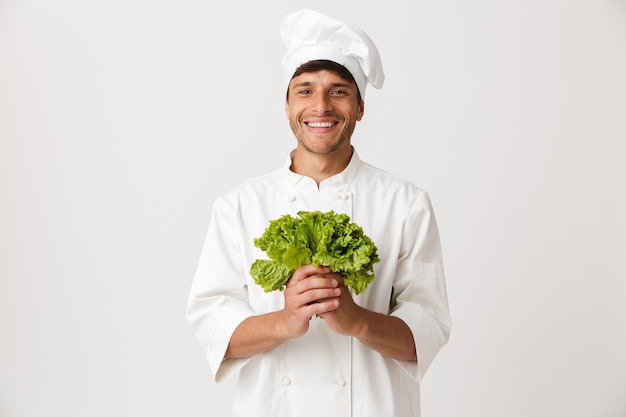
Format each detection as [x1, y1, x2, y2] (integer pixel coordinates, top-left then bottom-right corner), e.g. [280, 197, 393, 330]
[187, 9, 451, 417]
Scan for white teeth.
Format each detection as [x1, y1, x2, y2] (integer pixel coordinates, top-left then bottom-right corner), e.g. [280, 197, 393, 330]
[307, 122, 335, 128]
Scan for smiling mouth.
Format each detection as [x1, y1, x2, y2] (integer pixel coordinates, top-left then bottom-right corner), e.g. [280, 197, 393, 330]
[306, 121, 337, 128]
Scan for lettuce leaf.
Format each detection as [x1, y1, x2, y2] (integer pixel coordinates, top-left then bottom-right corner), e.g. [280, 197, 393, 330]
[250, 211, 379, 294]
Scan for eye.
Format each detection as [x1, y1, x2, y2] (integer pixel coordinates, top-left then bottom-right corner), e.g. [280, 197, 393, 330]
[297, 89, 312, 95]
[331, 89, 347, 96]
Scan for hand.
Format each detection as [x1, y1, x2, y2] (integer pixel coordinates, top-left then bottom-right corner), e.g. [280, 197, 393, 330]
[280, 264, 342, 339]
[318, 274, 366, 337]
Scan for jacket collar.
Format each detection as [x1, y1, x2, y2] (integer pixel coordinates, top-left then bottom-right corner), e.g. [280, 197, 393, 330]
[283, 148, 361, 190]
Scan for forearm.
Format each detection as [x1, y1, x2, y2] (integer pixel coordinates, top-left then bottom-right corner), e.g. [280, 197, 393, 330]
[224, 311, 290, 359]
[355, 309, 417, 361]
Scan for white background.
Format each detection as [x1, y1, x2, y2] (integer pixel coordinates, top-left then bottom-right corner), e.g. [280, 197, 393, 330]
[1, 0, 625, 416]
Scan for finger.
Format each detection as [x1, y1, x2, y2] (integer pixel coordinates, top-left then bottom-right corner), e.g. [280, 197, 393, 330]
[301, 286, 342, 305]
[326, 272, 345, 286]
[283, 279, 339, 312]
[289, 264, 331, 284]
[305, 298, 339, 317]
[297, 274, 339, 292]
[286, 274, 338, 300]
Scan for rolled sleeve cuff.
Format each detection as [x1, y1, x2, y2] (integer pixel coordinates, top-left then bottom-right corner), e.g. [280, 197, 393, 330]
[390, 262, 451, 382]
[207, 306, 254, 383]
[391, 306, 444, 381]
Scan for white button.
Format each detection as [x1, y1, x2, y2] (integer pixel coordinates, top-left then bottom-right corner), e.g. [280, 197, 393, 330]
[337, 192, 349, 200]
[336, 378, 346, 386]
[282, 376, 291, 385]
[288, 195, 296, 202]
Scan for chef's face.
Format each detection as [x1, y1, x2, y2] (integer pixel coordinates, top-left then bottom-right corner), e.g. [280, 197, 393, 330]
[285, 69, 364, 156]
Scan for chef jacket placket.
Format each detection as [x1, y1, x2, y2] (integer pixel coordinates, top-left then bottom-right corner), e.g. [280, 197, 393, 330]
[280, 178, 355, 416]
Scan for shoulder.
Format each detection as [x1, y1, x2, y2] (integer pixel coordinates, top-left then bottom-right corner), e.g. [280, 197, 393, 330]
[220, 168, 283, 199]
[356, 159, 430, 201]
[210, 168, 286, 219]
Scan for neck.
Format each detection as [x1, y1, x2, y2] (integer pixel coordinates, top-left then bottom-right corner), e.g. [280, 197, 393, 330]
[290, 146, 353, 186]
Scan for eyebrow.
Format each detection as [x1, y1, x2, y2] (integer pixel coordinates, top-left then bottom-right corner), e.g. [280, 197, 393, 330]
[292, 81, 355, 89]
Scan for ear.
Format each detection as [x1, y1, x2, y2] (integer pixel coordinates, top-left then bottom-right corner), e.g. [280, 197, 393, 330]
[356, 101, 365, 121]
[284, 100, 290, 118]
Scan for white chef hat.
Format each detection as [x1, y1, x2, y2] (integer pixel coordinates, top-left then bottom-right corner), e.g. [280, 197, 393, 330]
[280, 9, 385, 99]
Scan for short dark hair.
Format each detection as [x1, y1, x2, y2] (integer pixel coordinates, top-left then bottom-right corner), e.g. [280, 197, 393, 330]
[286, 59, 363, 103]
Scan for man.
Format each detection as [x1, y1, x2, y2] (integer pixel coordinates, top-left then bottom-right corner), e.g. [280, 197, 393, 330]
[187, 9, 451, 417]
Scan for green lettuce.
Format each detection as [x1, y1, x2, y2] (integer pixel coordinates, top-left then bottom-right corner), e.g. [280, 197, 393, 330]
[250, 210, 379, 295]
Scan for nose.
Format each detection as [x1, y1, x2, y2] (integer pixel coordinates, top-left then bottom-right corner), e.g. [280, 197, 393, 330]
[312, 93, 333, 114]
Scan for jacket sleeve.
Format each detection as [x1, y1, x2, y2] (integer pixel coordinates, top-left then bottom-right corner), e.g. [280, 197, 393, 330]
[389, 190, 451, 381]
[186, 197, 254, 382]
